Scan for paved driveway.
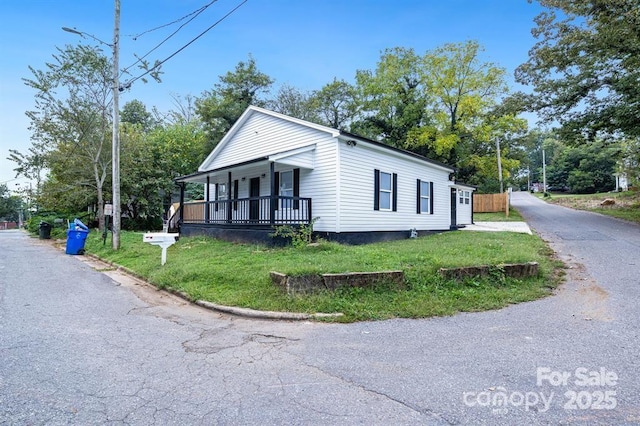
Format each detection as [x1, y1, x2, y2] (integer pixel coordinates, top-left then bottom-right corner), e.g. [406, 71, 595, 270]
[1, 192, 639, 425]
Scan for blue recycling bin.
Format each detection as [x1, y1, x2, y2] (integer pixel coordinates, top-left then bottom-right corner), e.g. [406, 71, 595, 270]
[65, 219, 90, 255]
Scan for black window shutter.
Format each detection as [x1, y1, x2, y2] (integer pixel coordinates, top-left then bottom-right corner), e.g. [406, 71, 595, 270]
[233, 179, 239, 210]
[417, 179, 421, 214]
[430, 182, 434, 215]
[214, 183, 219, 211]
[273, 172, 280, 211]
[373, 169, 380, 210]
[392, 173, 398, 212]
[293, 168, 300, 210]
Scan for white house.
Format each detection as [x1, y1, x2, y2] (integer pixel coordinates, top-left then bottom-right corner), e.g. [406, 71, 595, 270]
[175, 106, 475, 244]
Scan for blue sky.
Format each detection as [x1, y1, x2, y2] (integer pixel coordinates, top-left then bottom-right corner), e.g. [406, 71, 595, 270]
[0, 0, 544, 189]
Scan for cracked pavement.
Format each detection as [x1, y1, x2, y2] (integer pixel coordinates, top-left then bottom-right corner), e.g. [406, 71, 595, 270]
[1, 191, 639, 424]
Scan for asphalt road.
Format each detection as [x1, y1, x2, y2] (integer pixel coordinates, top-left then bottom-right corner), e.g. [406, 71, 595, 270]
[1, 191, 639, 425]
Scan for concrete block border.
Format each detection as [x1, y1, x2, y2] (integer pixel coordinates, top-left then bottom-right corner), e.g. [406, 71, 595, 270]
[438, 262, 539, 281]
[271, 270, 405, 295]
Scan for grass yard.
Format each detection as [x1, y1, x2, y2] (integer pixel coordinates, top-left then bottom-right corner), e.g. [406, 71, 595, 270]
[85, 229, 561, 322]
[473, 208, 525, 222]
[541, 190, 640, 224]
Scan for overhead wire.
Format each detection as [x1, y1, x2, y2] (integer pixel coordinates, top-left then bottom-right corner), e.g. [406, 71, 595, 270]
[121, 0, 219, 77]
[122, 0, 248, 90]
[125, 0, 218, 40]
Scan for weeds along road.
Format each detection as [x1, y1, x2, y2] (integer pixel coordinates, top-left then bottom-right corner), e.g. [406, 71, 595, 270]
[1, 191, 639, 425]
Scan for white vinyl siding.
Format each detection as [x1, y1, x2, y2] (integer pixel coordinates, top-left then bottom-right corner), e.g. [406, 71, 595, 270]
[204, 113, 327, 170]
[338, 141, 453, 232]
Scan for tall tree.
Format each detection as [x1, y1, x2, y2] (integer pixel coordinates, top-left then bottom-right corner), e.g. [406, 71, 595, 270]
[119, 120, 207, 228]
[196, 56, 273, 153]
[269, 84, 319, 122]
[121, 99, 155, 131]
[0, 184, 21, 221]
[351, 47, 430, 147]
[309, 78, 358, 130]
[7, 145, 47, 202]
[405, 41, 511, 168]
[514, 0, 640, 140]
[22, 45, 113, 229]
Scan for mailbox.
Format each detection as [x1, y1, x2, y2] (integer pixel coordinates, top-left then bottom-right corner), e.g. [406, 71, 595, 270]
[143, 232, 179, 265]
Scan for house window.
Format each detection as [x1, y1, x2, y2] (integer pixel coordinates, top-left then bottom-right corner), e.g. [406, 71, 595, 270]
[379, 172, 392, 210]
[217, 183, 227, 200]
[274, 168, 300, 210]
[374, 169, 397, 211]
[459, 190, 470, 205]
[279, 170, 294, 208]
[417, 180, 432, 213]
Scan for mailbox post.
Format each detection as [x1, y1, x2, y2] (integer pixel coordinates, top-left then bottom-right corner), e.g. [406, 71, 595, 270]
[142, 232, 179, 265]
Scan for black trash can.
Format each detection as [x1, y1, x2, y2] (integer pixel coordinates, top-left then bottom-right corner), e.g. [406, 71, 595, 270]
[38, 222, 52, 239]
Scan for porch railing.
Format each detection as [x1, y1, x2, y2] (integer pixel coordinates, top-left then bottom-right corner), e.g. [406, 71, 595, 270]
[181, 196, 312, 226]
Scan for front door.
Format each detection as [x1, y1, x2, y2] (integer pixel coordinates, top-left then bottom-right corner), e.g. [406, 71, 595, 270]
[249, 177, 260, 221]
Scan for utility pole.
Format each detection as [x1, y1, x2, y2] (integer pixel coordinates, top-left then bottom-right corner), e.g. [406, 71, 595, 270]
[495, 138, 504, 193]
[112, 0, 121, 250]
[542, 148, 547, 194]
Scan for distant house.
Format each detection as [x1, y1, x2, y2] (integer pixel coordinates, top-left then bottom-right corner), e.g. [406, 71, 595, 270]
[614, 172, 629, 191]
[174, 106, 474, 244]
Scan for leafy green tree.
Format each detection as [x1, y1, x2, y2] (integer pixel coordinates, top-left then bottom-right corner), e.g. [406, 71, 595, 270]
[514, 0, 640, 140]
[7, 146, 47, 205]
[121, 99, 155, 131]
[405, 41, 511, 168]
[21, 45, 113, 229]
[119, 121, 207, 228]
[351, 47, 430, 147]
[618, 138, 639, 187]
[545, 138, 618, 193]
[0, 184, 21, 221]
[196, 56, 273, 153]
[269, 84, 319, 122]
[309, 78, 358, 129]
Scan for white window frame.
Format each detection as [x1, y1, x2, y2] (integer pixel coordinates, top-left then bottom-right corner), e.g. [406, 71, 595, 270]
[379, 171, 392, 211]
[419, 180, 430, 213]
[459, 190, 470, 205]
[217, 183, 227, 200]
[279, 170, 294, 209]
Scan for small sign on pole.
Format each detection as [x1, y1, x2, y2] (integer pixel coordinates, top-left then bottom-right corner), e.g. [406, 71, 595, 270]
[104, 203, 113, 216]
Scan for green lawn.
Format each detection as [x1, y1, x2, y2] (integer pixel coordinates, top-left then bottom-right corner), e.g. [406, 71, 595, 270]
[541, 190, 640, 224]
[85, 229, 560, 322]
[474, 208, 525, 222]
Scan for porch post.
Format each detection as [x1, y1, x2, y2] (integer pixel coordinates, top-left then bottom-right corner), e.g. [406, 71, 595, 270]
[270, 162, 276, 225]
[205, 176, 210, 223]
[178, 182, 185, 226]
[227, 171, 232, 223]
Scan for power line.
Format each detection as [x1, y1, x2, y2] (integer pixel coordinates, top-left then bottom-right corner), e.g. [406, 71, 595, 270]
[125, 0, 218, 40]
[122, 0, 248, 89]
[121, 0, 219, 76]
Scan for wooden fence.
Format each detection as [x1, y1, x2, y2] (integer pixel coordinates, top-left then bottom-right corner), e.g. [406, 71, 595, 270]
[473, 192, 509, 214]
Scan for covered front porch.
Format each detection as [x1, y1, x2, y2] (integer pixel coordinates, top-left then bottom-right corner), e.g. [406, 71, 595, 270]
[174, 146, 315, 239]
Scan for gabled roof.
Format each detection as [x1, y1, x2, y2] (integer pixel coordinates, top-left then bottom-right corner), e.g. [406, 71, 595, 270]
[193, 105, 455, 176]
[198, 105, 339, 172]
